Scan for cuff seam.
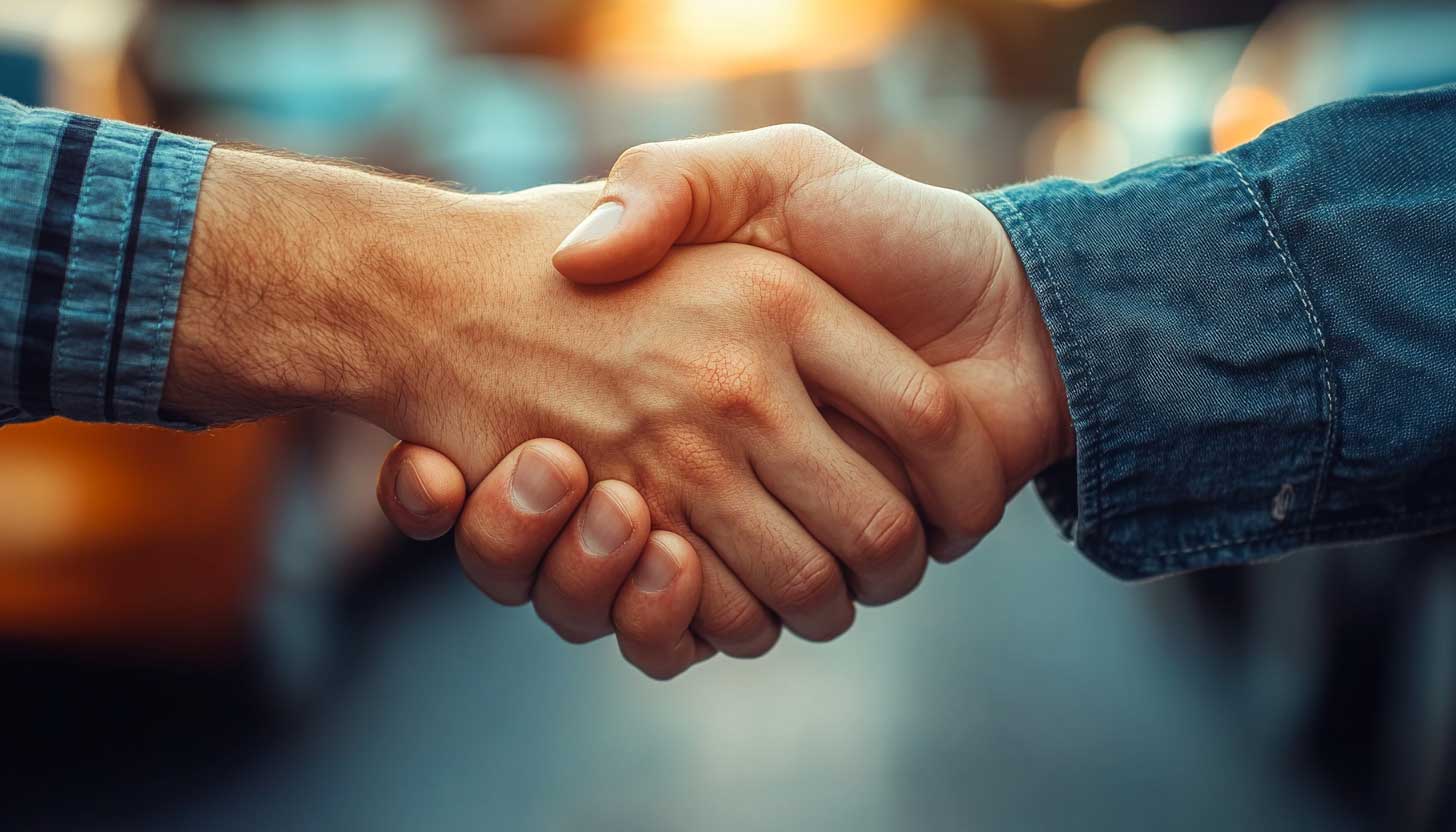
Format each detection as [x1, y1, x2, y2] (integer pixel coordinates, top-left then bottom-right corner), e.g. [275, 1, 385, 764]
[1104, 501, 1456, 579]
[1218, 155, 1339, 538]
[983, 158, 1342, 575]
[142, 139, 212, 426]
[978, 189, 1107, 550]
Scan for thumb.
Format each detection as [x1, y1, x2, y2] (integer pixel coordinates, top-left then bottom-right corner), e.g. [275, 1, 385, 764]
[551, 125, 847, 285]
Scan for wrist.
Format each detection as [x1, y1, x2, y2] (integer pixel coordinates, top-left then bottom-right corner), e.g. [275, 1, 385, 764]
[163, 147, 478, 425]
[992, 231, 1075, 466]
[968, 197, 1075, 482]
[359, 183, 603, 437]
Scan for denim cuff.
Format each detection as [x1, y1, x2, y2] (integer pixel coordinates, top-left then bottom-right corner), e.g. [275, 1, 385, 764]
[102, 129, 213, 428]
[0, 98, 211, 429]
[977, 158, 1338, 578]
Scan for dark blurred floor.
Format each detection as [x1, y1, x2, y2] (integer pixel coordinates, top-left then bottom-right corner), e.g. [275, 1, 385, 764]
[2, 491, 1391, 831]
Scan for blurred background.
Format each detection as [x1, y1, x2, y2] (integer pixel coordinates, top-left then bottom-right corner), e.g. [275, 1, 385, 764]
[2, 1, 1455, 829]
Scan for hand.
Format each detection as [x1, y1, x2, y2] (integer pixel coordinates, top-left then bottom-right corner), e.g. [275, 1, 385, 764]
[378, 408, 915, 678]
[551, 125, 1075, 558]
[377, 439, 712, 680]
[372, 124, 1074, 673]
[164, 148, 964, 663]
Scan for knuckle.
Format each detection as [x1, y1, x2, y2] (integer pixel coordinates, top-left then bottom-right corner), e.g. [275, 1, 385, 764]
[852, 497, 921, 572]
[742, 258, 811, 323]
[700, 592, 769, 650]
[776, 555, 842, 617]
[654, 428, 733, 489]
[611, 142, 676, 184]
[894, 369, 960, 445]
[763, 124, 854, 174]
[766, 122, 833, 151]
[689, 344, 774, 423]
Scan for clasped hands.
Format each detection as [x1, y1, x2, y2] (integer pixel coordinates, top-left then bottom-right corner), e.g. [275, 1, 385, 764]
[372, 126, 1075, 678]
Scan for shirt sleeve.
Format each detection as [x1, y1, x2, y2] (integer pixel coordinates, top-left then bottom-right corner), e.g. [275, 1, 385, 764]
[976, 84, 1456, 579]
[0, 96, 213, 427]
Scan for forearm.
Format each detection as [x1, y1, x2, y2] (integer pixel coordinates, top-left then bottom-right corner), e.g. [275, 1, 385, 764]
[161, 147, 597, 428]
[980, 84, 1456, 578]
[163, 146, 437, 425]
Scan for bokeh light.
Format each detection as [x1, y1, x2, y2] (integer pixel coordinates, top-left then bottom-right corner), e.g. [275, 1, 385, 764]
[581, 0, 921, 80]
[1211, 84, 1291, 152]
[1024, 108, 1130, 180]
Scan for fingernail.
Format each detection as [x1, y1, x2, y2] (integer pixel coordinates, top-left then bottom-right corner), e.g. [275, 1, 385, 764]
[510, 446, 571, 514]
[395, 460, 436, 517]
[581, 488, 634, 556]
[554, 201, 624, 254]
[632, 539, 681, 592]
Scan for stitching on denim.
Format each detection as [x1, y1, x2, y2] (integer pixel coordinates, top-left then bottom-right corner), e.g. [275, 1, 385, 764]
[1099, 491, 1456, 559]
[95, 128, 148, 409]
[144, 140, 208, 421]
[1219, 156, 1337, 536]
[54, 130, 107, 416]
[1100, 503, 1456, 565]
[985, 191, 1107, 546]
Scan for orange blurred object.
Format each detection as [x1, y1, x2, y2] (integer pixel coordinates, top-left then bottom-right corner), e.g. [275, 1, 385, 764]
[0, 420, 284, 653]
[1211, 84, 1291, 152]
[581, 0, 921, 81]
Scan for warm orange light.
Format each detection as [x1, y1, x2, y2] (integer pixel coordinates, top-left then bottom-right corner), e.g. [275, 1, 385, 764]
[1, 0, 148, 119]
[1211, 85, 1291, 152]
[581, 0, 922, 81]
[1025, 0, 1103, 9]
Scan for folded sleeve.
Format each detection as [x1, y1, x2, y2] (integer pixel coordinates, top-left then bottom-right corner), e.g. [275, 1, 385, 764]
[976, 84, 1456, 579]
[0, 96, 213, 427]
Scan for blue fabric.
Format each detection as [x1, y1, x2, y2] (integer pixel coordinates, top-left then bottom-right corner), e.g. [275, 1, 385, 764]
[979, 84, 1456, 579]
[0, 96, 212, 427]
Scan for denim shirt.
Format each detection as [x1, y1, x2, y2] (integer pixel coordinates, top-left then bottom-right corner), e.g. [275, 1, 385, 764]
[0, 97, 212, 428]
[978, 83, 1456, 578]
[2, 89, 1452, 579]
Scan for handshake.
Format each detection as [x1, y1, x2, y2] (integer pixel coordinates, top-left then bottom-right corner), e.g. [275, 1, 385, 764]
[165, 125, 1075, 679]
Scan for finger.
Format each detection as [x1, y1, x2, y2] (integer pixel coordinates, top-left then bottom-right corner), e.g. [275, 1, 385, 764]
[532, 480, 651, 643]
[376, 441, 467, 541]
[927, 528, 981, 564]
[824, 409, 953, 582]
[683, 529, 782, 658]
[821, 408, 913, 496]
[454, 439, 589, 606]
[748, 389, 927, 606]
[551, 125, 847, 284]
[792, 280, 1008, 554]
[613, 531, 709, 680]
[691, 482, 855, 643]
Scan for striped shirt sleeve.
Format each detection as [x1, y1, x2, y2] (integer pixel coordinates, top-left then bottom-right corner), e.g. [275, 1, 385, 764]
[0, 96, 213, 427]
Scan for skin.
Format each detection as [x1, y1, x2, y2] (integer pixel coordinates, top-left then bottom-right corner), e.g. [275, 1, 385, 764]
[164, 146, 982, 677]
[383, 125, 1078, 678]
